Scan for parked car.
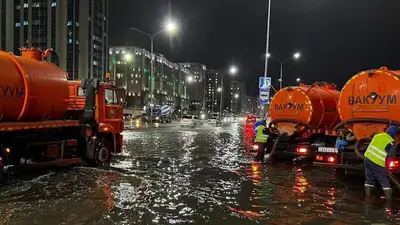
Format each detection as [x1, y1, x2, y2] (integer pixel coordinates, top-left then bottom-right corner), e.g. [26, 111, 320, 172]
[208, 117, 221, 126]
[180, 115, 203, 128]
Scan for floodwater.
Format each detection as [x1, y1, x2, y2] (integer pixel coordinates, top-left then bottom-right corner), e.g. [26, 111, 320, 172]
[1, 122, 400, 224]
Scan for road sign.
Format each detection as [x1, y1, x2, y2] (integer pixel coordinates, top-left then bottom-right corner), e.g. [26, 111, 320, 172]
[259, 90, 270, 104]
[253, 121, 263, 133]
[259, 77, 271, 90]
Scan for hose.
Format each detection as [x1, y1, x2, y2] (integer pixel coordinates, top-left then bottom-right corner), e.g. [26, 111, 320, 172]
[264, 133, 284, 163]
[334, 118, 400, 131]
[42, 48, 60, 67]
[345, 133, 356, 143]
[354, 137, 369, 159]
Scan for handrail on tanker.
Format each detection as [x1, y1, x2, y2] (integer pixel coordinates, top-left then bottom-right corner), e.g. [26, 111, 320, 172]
[333, 118, 400, 131]
[269, 118, 314, 130]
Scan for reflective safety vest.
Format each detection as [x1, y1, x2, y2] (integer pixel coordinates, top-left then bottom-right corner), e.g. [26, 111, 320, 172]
[364, 132, 394, 167]
[256, 125, 268, 143]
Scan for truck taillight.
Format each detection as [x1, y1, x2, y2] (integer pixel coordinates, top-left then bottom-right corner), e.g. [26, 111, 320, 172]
[316, 155, 323, 161]
[327, 156, 336, 163]
[386, 158, 400, 170]
[295, 146, 309, 154]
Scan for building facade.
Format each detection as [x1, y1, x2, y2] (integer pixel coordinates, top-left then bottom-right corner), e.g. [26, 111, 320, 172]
[205, 69, 222, 113]
[245, 95, 258, 115]
[0, 0, 108, 79]
[230, 80, 246, 114]
[109, 46, 191, 109]
[180, 63, 207, 110]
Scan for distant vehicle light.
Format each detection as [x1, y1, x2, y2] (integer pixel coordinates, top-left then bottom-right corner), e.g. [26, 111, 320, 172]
[295, 147, 309, 154]
[386, 158, 400, 169]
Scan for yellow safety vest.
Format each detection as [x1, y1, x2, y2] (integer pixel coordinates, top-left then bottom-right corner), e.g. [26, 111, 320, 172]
[256, 125, 268, 143]
[364, 132, 394, 167]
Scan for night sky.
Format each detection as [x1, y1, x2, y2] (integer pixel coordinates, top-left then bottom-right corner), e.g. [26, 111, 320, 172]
[109, 0, 400, 96]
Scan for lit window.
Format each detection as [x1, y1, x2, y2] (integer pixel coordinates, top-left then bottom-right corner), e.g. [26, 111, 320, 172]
[15, 22, 21, 27]
[24, 3, 28, 8]
[67, 21, 72, 26]
[16, 5, 20, 10]
[23, 21, 28, 26]
[135, 80, 138, 84]
[68, 39, 72, 44]
[51, 2, 56, 7]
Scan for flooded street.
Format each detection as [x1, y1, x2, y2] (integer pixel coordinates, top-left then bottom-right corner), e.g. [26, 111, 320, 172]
[1, 123, 400, 224]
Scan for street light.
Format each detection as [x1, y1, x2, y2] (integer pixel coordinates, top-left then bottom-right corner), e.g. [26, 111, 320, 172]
[124, 53, 132, 62]
[296, 77, 301, 83]
[267, 52, 301, 89]
[130, 19, 178, 123]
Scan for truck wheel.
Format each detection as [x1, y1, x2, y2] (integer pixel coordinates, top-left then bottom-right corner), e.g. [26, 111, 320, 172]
[87, 138, 112, 167]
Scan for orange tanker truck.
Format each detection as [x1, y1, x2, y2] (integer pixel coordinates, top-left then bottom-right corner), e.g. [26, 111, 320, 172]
[0, 48, 124, 181]
[314, 66, 400, 173]
[266, 82, 341, 162]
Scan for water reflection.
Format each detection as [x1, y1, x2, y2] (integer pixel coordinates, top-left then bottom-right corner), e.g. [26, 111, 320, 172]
[2, 124, 400, 224]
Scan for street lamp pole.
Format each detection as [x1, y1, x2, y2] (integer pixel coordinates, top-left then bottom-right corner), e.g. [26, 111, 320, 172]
[268, 52, 301, 89]
[130, 23, 177, 123]
[279, 61, 283, 89]
[262, 0, 272, 119]
[219, 74, 224, 119]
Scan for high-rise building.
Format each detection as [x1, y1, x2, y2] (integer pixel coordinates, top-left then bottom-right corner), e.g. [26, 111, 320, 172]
[244, 95, 258, 115]
[0, 0, 108, 79]
[109, 46, 191, 109]
[205, 69, 222, 113]
[180, 63, 207, 109]
[230, 80, 246, 114]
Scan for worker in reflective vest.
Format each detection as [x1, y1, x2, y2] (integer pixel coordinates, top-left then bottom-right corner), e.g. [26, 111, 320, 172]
[254, 120, 270, 162]
[364, 125, 398, 200]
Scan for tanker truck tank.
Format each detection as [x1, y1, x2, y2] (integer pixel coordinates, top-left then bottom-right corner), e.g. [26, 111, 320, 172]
[0, 48, 69, 122]
[269, 82, 340, 137]
[336, 66, 400, 140]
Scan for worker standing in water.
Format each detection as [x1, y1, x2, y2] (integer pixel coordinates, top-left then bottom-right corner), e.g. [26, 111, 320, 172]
[364, 125, 398, 200]
[254, 120, 270, 162]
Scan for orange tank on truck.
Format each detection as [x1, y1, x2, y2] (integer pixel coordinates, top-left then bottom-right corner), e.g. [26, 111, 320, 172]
[335, 66, 400, 140]
[269, 82, 340, 137]
[0, 48, 69, 121]
[0, 48, 125, 182]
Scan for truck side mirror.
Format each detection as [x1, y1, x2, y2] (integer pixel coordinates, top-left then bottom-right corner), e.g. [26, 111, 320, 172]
[92, 78, 99, 90]
[81, 78, 87, 89]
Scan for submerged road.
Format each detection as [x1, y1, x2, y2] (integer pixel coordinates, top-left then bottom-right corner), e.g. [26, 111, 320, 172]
[1, 122, 400, 224]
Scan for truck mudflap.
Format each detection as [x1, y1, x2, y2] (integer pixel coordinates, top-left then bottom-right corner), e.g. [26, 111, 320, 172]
[114, 133, 123, 154]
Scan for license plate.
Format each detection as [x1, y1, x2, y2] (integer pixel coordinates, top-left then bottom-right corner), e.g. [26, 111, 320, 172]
[317, 147, 338, 153]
